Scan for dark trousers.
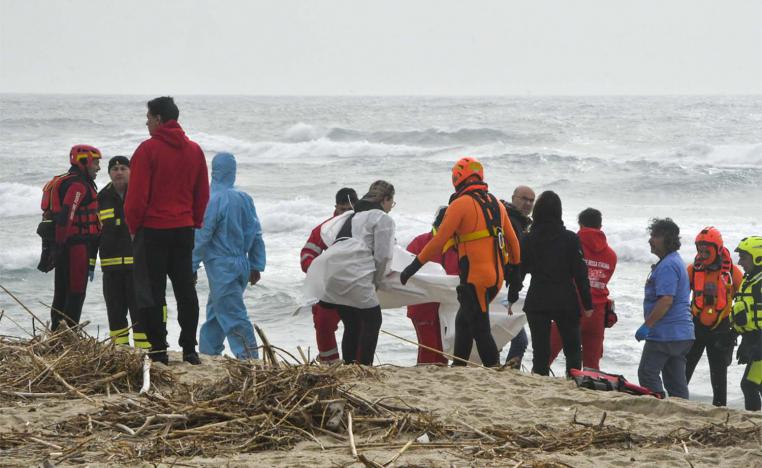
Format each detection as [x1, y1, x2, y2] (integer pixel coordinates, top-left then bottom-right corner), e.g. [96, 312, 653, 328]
[133, 227, 199, 353]
[103, 269, 148, 348]
[506, 328, 528, 362]
[51, 243, 89, 330]
[527, 310, 581, 376]
[452, 284, 499, 367]
[685, 324, 734, 407]
[336, 305, 382, 365]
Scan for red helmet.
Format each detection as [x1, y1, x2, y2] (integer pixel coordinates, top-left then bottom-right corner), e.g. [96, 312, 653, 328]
[695, 226, 723, 265]
[452, 156, 484, 188]
[69, 144, 102, 168]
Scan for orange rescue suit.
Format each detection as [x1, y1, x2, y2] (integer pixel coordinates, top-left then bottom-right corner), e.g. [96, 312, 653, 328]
[417, 190, 520, 312]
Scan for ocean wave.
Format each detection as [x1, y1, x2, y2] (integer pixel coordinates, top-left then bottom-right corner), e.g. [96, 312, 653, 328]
[0, 116, 102, 128]
[281, 122, 516, 146]
[326, 127, 513, 146]
[669, 143, 762, 168]
[195, 131, 429, 162]
[0, 182, 40, 217]
[257, 197, 334, 234]
[0, 244, 38, 272]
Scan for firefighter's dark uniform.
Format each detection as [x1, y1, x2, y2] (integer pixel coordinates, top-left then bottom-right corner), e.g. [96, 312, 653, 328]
[97, 182, 149, 349]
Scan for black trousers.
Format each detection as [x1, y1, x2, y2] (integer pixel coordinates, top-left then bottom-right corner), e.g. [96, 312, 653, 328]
[103, 269, 148, 347]
[132, 227, 199, 353]
[452, 284, 499, 367]
[685, 324, 734, 407]
[51, 243, 89, 331]
[336, 305, 382, 366]
[527, 310, 581, 376]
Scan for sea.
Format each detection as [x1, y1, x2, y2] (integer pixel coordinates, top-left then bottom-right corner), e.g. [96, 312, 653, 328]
[1, 95, 760, 408]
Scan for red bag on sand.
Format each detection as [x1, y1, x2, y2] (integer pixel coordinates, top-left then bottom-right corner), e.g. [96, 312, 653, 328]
[570, 368, 663, 399]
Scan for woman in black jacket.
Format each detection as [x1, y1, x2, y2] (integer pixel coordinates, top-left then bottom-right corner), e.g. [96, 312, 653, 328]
[522, 191, 593, 376]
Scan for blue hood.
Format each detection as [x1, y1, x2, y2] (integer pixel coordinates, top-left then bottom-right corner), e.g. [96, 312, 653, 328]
[211, 152, 236, 192]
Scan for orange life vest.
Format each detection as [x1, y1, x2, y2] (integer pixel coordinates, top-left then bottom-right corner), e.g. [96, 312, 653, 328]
[691, 247, 735, 328]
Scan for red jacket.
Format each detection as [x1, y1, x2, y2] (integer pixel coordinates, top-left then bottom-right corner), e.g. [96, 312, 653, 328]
[300, 217, 332, 273]
[56, 171, 100, 245]
[407, 231, 459, 275]
[406, 231, 459, 320]
[578, 227, 617, 305]
[125, 121, 209, 234]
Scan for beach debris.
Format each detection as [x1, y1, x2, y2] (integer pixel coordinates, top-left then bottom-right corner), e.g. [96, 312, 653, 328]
[0, 320, 760, 466]
[0, 324, 173, 400]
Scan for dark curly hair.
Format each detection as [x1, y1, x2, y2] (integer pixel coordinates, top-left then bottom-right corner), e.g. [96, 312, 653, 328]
[648, 218, 681, 253]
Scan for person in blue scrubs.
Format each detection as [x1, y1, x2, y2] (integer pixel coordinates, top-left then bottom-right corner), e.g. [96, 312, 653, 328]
[192, 152, 265, 359]
[636, 218, 694, 398]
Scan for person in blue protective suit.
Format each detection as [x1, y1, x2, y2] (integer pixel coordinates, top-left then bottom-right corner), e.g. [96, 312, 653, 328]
[192, 152, 266, 360]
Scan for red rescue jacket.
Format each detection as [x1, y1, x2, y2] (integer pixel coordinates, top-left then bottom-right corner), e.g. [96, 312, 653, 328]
[406, 231, 459, 320]
[578, 227, 617, 305]
[301, 217, 332, 273]
[55, 169, 100, 246]
[125, 121, 209, 234]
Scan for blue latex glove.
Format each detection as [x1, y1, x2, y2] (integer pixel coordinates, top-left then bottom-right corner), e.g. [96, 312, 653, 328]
[88, 268, 95, 282]
[635, 324, 651, 342]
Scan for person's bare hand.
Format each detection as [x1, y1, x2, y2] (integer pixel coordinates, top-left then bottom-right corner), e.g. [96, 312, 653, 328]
[507, 303, 514, 315]
[249, 270, 261, 286]
[583, 309, 594, 318]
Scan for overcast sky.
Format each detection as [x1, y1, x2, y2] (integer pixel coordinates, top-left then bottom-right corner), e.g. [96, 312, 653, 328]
[1, 0, 760, 95]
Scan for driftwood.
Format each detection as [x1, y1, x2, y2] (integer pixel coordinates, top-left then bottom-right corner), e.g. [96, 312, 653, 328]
[0, 325, 173, 400]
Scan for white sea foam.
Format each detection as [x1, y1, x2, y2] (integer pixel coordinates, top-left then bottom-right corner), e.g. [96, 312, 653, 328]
[0, 182, 40, 217]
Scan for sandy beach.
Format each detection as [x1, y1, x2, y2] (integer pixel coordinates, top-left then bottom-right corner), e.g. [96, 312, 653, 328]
[1, 336, 760, 468]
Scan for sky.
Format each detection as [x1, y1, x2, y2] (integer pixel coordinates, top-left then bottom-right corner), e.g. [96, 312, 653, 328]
[1, 0, 760, 95]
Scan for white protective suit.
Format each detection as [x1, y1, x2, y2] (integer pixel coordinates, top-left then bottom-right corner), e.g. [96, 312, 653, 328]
[304, 212, 527, 363]
[313, 209, 395, 309]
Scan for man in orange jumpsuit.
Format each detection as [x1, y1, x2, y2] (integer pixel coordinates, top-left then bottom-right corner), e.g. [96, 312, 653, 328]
[400, 157, 521, 367]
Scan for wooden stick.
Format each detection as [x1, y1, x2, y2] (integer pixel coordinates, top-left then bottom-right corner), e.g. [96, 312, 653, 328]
[29, 437, 63, 450]
[254, 324, 279, 368]
[380, 329, 494, 370]
[1, 391, 67, 398]
[25, 350, 93, 402]
[297, 345, 309, 364]
[383, 436, 415, 466]
[0, 283, 49, 330]
[84, 370, 127, 389]
[0, 308, 35, 337]
[460, 420, 497, 442]
[139, 355, 151, 394]
[348, 411, 358, 458]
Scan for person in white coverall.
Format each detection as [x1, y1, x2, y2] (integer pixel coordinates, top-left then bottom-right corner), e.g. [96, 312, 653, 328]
[192, 152, 266, 359]
[319, 180, 396, 365]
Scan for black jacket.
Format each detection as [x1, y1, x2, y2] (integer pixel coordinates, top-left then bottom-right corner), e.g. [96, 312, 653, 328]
[521, 220, 593, 314]
[97, 183, 133, 271]
[501, 201, 532, 242]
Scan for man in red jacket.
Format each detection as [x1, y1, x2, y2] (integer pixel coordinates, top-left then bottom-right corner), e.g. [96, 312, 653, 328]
[300, 188, 358, 363]
[406, 206, 459, 365]
[125, 96, 210, 365]
[549, 208, 617, 369]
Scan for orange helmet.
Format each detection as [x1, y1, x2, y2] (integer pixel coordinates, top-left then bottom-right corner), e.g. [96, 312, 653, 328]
[695, 226, 723, 265]
[452, 156, 484, 188]
[69, 144, 102, 168]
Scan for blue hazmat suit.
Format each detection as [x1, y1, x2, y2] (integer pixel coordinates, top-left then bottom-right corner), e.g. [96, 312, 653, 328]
[192, 153, 266, 359]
